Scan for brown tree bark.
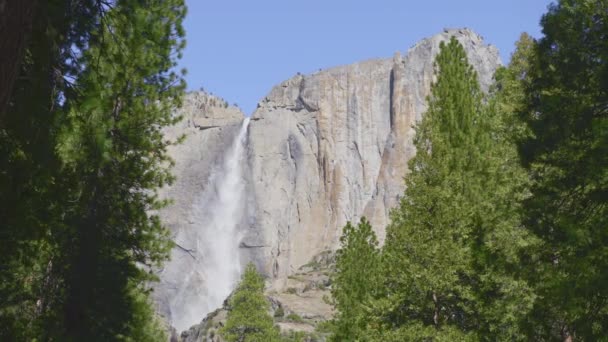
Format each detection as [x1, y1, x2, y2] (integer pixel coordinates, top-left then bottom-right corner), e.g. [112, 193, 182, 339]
[561, 325, 573, 342]
[0, 0, 37, 124]
[432, 291, 439, 327]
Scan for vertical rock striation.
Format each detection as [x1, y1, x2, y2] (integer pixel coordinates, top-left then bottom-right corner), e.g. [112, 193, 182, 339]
[243, 28, 500, 288]
[153, 92, 247, 329]
[155, 28, 501, 329]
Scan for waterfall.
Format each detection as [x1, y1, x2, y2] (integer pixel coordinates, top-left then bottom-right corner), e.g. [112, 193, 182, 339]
[169, 118, 250, 332]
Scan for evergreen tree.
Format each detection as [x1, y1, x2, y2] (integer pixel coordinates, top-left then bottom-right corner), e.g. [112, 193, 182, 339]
[46, 1, 186, 340]
[492, 33, 536, 144]
[0, 0, 186, 339]
[372, 37, 535, 341]
[0, 1, 110, 339]
[0, 0, 37, 117]
[220, 263, 281, 342]
[518, 1, 608, 339]
[330, 217, 380, 341]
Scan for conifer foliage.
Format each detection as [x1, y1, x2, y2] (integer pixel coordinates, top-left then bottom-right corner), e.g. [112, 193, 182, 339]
[220, 263, 281, 342]
[0, 0, 186, 340]
[518, 0, 608, 339]
[330, 217, 380, 341]
[372, 37, 534, 341]
[0, 1, 107, 338]
[53, 1, 186, 340]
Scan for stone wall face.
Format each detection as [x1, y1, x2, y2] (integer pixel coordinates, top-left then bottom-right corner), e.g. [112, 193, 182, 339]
[243, 28, 500, 288]
[155, 29, 501, 321]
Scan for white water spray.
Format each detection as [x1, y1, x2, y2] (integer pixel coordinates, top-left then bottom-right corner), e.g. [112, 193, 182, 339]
[169, 118, 250, 332]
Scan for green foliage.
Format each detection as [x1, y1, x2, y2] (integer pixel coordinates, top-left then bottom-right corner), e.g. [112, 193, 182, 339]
[286, 313, 304, 323]
[0, 1, 101, 339]
[0, 0, 186, 340]
[220, 263, 281, 342]
[374, 37, 535, 340]
[282, 330, 321, 342]
[330, 217, 380, 341]
[51, 1, 186, 339]
[315, 320, 334, 334]
[274, 305, 285, 318]
[117, 283, 168, 342]
[492, 33, 536, 143]
[517, 0, 608, 339]
[0, 1, 112, 339]
[283, 330, 307, 341]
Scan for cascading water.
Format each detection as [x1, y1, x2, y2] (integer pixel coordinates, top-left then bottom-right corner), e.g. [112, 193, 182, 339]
[169, 118, 250, 332]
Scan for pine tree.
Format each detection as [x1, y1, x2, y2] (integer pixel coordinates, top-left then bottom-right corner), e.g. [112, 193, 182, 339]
[330, 217, 380, 341]
[0, 1, 111, 339]
[372, 37, 535, 341]
[220, 263, 281, 342]
[492, 33, 536, 144]
[46, 0, 186, 339]
[518, 1, 608, 339]
[0, 0, 37, 117]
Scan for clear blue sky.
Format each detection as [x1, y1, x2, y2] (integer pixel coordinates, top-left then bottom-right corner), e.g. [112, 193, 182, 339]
[181, 0, 554, 114]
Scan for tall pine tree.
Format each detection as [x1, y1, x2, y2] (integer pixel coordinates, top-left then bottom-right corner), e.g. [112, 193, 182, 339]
[372, 37, 535, 341]
[220, 263, 281, 342]
[330, 217, 380, 341]
[0, 1, 113, 339]
[47, 0, 186, 340]
[492, 33, 536, 144]
[518, 0, 608, 340]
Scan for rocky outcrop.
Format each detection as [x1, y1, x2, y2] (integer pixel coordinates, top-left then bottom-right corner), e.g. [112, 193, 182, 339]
[173, 257, 334, 342]
[243, 28, 500, 289]
[155, 28, 501, 331]
[153, 92, 246, 329]
[176, 307, 228, 342]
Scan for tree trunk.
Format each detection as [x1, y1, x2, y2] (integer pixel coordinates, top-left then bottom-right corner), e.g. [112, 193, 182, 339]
[561, 325, 573, 342]
[64, 181, 102, 339]
[0, 0, 37, 123]
[433, 291, 439, 326]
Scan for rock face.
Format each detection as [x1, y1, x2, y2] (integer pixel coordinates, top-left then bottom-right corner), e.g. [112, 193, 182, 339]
[152, 92, 246, 329]
[156, 91, 245, 246]
[155, 28, 501, 330]
[243, 28, 500, 288]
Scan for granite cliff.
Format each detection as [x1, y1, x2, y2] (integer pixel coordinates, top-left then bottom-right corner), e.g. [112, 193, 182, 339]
[154, 28, 502, 333]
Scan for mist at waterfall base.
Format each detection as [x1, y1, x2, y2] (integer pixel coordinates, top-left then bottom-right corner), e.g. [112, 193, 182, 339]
[169, 118, 250, 332]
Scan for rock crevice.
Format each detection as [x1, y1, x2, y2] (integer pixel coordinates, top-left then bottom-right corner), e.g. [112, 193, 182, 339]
[155, 28, 501, 326]
[245, 28, 500, 289]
